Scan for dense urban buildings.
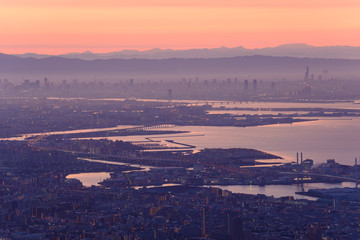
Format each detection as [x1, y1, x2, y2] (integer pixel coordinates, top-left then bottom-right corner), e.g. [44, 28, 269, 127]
[1, 74, 360, 101]
[0, 95, 360, 239]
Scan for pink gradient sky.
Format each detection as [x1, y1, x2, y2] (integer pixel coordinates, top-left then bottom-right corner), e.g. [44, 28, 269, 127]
[1, 0, 360, 54]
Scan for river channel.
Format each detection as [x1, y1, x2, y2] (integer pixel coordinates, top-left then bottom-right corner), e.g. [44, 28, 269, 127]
[66, 158, 356, 200]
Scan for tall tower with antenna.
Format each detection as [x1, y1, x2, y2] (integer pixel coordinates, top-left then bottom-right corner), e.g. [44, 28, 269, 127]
[304, 67, 310, 81]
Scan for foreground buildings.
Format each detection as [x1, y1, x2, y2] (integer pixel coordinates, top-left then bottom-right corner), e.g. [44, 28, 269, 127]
[0, 142, 359, 240]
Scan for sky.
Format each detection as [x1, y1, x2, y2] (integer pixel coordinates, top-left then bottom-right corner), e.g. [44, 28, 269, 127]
[1, 0, 360, 54]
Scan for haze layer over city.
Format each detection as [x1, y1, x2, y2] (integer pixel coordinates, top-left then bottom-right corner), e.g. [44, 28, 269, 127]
[1, 0, 360, 239]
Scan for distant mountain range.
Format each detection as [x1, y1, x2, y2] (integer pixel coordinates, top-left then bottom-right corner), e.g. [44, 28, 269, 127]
[12, 44, 360, 60]
[1, 52, 360, 81]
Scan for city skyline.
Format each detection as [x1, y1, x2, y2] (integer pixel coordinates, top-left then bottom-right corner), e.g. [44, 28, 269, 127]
[1, 0, 360, 54]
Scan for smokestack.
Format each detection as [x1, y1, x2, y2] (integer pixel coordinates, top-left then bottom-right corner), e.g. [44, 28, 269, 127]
[296, 153, 299, 183]
[356, 158, 358, 189]
[301, 152, 303, 182]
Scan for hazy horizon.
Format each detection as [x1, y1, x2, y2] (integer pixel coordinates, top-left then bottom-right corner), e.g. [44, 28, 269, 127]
[3, 43, 360, 55]
[6, 43, 360, 56]
[2, 0, 359, 54]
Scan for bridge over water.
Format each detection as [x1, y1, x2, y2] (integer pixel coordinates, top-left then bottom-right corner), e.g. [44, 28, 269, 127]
[281, 171, 360, 185]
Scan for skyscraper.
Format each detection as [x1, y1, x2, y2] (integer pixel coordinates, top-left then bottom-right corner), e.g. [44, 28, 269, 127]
[168, 89, 172, 100]
[244, 80, 249, 91]
[304, 66, 310, 81]
[232, 217, 244, 240]
[252, 79, 257, 91]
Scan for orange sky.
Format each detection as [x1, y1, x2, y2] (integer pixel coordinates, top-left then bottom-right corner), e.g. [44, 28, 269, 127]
[1, 0, 360, 54]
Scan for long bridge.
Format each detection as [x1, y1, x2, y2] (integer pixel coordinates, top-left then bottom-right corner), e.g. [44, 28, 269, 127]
[123, 124, 176, 132]
[281, 171, 360, 185]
